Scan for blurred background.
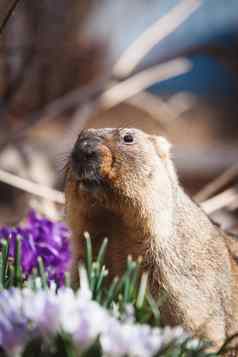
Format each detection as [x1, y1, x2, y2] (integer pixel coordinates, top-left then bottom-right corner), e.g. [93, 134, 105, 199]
[0, 0, 238, 233]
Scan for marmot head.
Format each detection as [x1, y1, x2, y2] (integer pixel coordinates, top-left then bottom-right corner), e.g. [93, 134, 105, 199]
[66, 128, 175, 204]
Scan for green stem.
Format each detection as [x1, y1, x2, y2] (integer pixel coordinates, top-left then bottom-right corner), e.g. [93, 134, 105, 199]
[8, 264, 14, 287]
[85, 234, 92, 282]
[1, 240, 9, 286]
[103, 276, 119, 308]
[136, 272, 148, 309]
[94, 265, 108, 299]
[0, 0, 23, 34]
[96, 238, 108, 268]
[14, 236, 22, 287]
[0, 253, 3, 290]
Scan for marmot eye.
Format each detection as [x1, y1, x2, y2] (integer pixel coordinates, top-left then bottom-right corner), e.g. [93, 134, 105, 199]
[123, 133, 134, 144]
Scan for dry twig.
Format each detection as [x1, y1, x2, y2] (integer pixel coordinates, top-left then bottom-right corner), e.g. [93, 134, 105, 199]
[0, 0, 22, 34]
[201, 186, 238, 215]
[0, 76, 107, 150]
[126, 92, 181, 124]
[100, 58, 192, 110]
[0, 169, 65, 204]
[194, 164, 238, 203]
[113, 0, 201, 78]
[0, 58, 192, 150]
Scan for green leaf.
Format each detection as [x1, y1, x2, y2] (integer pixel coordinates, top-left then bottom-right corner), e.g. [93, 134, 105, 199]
[94, 265, 108, 300]
[7, 264, 14, 288]
[14, 236, 22, 287]
[123, 256, 136, 304]
[1, 240, 9, 286]
[96, 238, 108, 268]
[103, 276, 119, 308]
[146, 291, 161, 322]
[85, 233, 92, 282]
[136, 272, 148, 309]
[90, 261, 99, 292]
[0, 253, 4, 291]
[128, 257, 141, 300]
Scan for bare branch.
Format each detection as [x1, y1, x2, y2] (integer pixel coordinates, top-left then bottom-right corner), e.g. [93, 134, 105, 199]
[0, 76, 108, 150]
[0, 0, 22, 34]
[127, 91, 194, 125]
[100, 58, 192, 110]
[201, 186, 238, 215]
[0, 59, 191, 150]
[113, 0, 201, 78]
[126, 92, 178, 124]
[0, 169, 65, 204]
[194, 164, 238, 203]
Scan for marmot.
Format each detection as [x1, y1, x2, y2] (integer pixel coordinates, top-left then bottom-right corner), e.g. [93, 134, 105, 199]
[65, 127, 238, 348]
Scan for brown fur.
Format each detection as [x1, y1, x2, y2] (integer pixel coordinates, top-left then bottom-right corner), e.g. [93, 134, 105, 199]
[65, 128, 238, 349]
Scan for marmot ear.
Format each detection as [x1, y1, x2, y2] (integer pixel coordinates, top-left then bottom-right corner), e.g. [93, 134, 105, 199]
[150, 135, 172, 159]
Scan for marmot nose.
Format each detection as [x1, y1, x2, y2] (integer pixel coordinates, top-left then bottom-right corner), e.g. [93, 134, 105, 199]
[71, 137, 100, 165]
[78, 139, 95, 157]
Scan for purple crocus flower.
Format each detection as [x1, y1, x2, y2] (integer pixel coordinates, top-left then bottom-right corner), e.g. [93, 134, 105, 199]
[0, 210, 71, 285]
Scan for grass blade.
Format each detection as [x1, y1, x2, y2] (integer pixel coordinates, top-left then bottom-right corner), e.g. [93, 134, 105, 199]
[94, 265, 108, 300]
[136, 272, 148, 309]
[123, 256, 136, 304]
[96, 238, 108, 268]
[85, 233, 92, 282]
[104, 276, 119, 308]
